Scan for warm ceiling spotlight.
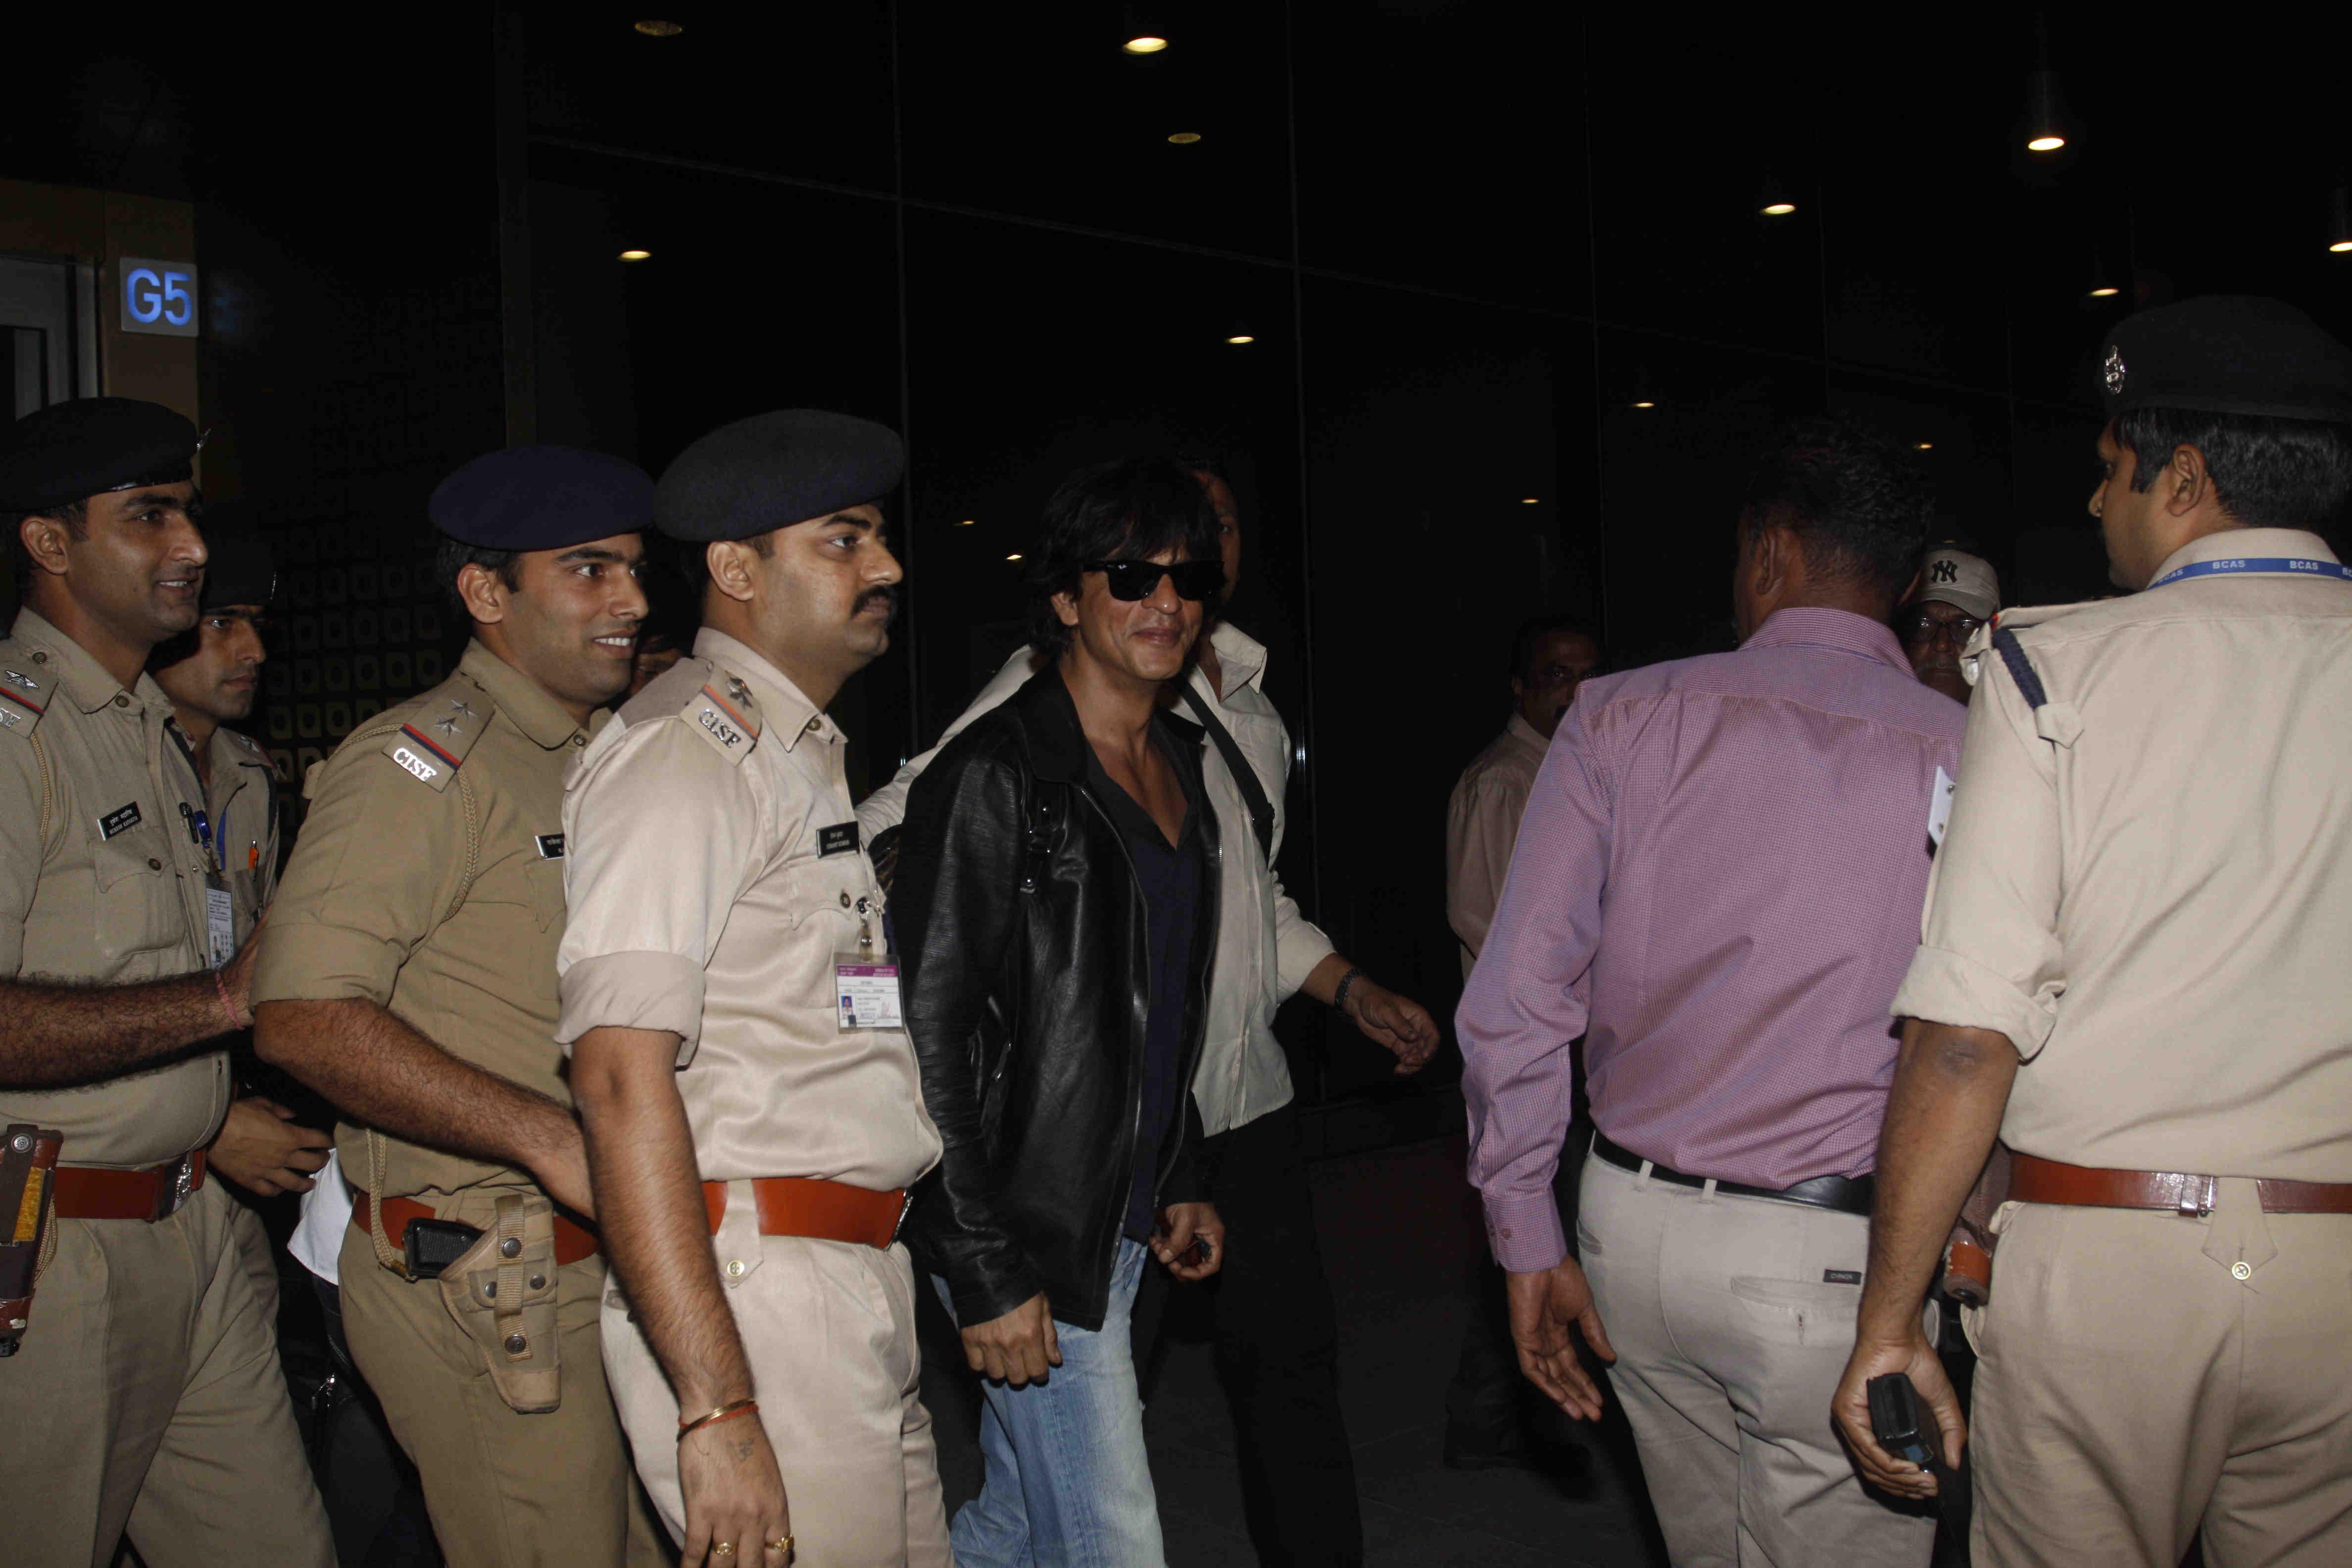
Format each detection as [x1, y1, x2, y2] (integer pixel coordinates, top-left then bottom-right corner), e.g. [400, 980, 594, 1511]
[1630, 399, 1656, 409]
[2022, 25, 2068, 154]
[618, 249, 652, 262]
[1168, 132, 1202, 145]
[1761, 201, 1797, 217]
[1521, 497, 1540, 505]
[2088, 284, 2120, 297]
[1123, 35, 1168, 53]
[1005, 552, 1025, 562]
[957, 519, 976, 527]
[634, 20, 682, 37]
[2027, 134, 2066, 153]
[1226, 333, 1255, 345]
[2329, 187, 2352, 253]
[1915, 442, 1934, 451]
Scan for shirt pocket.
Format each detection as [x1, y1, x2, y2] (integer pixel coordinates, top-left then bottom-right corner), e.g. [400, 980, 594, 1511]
[90, 828, 186, 966]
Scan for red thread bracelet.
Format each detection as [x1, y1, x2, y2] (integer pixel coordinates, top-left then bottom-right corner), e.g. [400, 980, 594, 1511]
[214, 967, 251, 1030]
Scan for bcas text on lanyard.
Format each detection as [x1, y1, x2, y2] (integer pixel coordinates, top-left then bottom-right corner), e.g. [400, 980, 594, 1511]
[2147, 556, 2352, 589]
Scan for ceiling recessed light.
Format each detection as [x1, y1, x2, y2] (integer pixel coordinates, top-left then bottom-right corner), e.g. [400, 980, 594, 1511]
[1916, 442, 1934, 451]
[1630, 399, 1656, 409]
[2026, 134, 2065, 152]
[1123, 35, 1168, 53]
[1761, 201, 1797, 216]
[957, 519, 976, 527]
[2332, 241, 2352, 255]
[634, 20, 682, 37]
[1226, 333, 1255, 345]
[619, 249, 651, 262]
[2088, 284, 2120, 297]
[1005, 552, 1024, 562]
[1521, 497, 1539, 505]
[1168, 132, 1202, 145]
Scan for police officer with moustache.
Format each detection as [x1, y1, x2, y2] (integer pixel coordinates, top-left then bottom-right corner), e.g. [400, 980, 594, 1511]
[1835, 297, 2352, 1566]
[0, 397, 335, 1567]
[149, 525, 333, 1319]
[250, 447, 665, 1568]
[561, 411, 948, 1568]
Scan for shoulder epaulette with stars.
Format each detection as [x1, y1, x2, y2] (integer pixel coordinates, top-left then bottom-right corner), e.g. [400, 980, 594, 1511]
[0, 649, 57, 743]
[682, 664, 762, 766]
[381, 684, 498, 793]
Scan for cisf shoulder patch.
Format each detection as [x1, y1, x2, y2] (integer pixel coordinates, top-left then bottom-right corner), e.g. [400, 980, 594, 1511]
[380, 683, 496, 794]
[683, 671, 762, 766]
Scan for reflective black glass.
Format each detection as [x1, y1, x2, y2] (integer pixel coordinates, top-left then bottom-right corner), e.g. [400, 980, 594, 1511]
[1085, 559, 1225, 602]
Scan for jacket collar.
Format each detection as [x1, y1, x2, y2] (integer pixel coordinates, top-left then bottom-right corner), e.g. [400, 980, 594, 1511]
[457, 639, 589, 750]
[1739, 605, 1912, 676]
[1205, 620, 1268, 698]
[2148, 527, 2340, 587]
[9, 608, 176, 716]
[1010, 663, 1203, 784]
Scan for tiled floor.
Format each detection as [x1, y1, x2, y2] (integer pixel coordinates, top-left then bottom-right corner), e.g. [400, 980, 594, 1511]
[921, 1133, 1670, 1567]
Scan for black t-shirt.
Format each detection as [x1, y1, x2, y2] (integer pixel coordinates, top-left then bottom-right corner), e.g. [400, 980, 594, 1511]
[1084, 724, 1205, 1244]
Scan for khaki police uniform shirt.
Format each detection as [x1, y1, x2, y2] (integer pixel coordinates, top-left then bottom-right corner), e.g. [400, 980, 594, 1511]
[251, 641, 594, 1200]
[188, 724, 281, 941]
[1894, 527, 2352, 1183]
[1446, 713, 1549, 980]
[0, 609, 231, 1166]
[556, 629, 941, 1191]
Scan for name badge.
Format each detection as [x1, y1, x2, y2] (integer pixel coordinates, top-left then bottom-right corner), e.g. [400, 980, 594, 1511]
[536, 833, 566, 859]
[98, 801, 143, 839]
[204, 875, 236, 969]
[835, 952, 904, 1031]
[817, 822, 860, 858]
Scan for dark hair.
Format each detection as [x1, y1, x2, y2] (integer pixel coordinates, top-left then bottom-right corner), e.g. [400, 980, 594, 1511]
[2115, 407, 2352, 538]
[1026, 456, 1221, 659]
[1510, 613, 1600, 682]
[5, 499, 88, 590]
[435, 536, 524, 622]
[1739, 418, 1933, 604]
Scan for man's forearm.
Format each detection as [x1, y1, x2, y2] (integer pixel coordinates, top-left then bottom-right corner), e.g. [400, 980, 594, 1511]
[252, 997, 575, 1172]
[0, 973, 239, 1088]
[1857, 1018, 2019, 1343]
[573, 1027, 752, 1411]
[1302, 951, 1359, 1007]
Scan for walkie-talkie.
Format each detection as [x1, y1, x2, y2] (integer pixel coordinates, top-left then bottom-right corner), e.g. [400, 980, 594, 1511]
[1865, 1373, 1940, 1469]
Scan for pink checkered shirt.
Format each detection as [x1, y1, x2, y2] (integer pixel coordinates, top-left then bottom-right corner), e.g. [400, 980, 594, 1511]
[1460, 606, 1965, 1272]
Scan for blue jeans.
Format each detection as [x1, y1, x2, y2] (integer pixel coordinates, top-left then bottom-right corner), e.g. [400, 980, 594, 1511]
[933, 1239, 1164, 1568]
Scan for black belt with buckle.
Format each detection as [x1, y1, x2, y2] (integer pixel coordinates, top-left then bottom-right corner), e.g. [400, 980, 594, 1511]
[1591, 1131, 1874, 1217]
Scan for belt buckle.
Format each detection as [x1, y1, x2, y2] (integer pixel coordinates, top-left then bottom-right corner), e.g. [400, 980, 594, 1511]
[153, 1154, 196, 1222]
[2176, 1175, 2217, 1219]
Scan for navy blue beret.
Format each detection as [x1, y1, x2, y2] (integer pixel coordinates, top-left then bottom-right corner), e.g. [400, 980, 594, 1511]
[430, 445, 655, 550]
[0, 397, 198, 512]
[655, 409, 905, 542]
[2102, 296, 2352, 425]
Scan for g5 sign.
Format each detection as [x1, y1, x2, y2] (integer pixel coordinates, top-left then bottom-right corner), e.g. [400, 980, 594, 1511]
[120, 258, 199, 338]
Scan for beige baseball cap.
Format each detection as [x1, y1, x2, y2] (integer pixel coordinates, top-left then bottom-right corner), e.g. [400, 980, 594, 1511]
[1916, 546, 2000, 621]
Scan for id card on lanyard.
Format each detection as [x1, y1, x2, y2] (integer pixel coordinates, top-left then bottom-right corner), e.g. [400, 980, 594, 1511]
[835, 890, 903, 1031]
[182, 803, 236, 968]
[2147, 556, 2352, 589]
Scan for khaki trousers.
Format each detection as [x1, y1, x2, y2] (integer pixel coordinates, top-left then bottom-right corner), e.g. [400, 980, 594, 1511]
[337, 1195, 666, 1568]
[0, 1178, 334, 1568]
[1968, 1189, 2352, 1568]
[602, 1224, 951, 1568]
[1577, 1152, 1933, 1568]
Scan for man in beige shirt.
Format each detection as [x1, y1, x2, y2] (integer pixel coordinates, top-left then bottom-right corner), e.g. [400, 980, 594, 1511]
[0, 396, 333, 1567]
[252, 446, 662, 1568]
[150, 526, 331, 1317]
[1446, 614, 1601, 977]
[1834, 296, 2352, 1568]
[562, 410, 948, 1568]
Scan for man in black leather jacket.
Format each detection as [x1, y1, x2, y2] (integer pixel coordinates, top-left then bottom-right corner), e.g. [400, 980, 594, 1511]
[894, 457, 1229, 1568]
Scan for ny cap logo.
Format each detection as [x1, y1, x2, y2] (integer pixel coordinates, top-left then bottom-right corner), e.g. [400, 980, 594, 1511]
[2103, 345, 2128, 394]
[1931, 559, 1960, 584]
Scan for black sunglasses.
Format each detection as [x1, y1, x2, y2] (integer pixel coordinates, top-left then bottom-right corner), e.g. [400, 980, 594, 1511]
[1085, 558, 1225, 602]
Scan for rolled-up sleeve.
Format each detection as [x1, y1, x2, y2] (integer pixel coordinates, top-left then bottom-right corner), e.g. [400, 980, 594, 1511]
[557, 720, 765, 1062]
[1458, 702, 1609, 1273]
[1891, 651, 2065, 1057]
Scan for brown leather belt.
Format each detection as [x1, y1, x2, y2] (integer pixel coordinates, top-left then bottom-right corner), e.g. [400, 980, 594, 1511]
[2010, 1153, 2352, 1216]
[702, 1177, 909, 1249]
[50, 1150, 207, 1222]
[351, 1191, 602, 1266]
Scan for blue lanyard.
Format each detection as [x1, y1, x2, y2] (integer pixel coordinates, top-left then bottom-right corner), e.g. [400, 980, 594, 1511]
[2147, 556, 2352, 589]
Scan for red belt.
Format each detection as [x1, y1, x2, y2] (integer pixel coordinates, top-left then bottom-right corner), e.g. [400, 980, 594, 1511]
[352, 1191, 602, 1266]
[2010, 1153, 2352, 1216]
[702, 1177, 909, 1249]
[51, 1150, 207, 1222]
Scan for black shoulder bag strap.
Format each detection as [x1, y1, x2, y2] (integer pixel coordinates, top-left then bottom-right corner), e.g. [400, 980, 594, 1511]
[1176, 680, 1275, 865]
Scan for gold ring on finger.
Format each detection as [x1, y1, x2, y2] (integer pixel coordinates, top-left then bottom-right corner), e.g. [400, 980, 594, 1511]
[712, 1545, 735, 1559]
[767, 1539, 793, 1557]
